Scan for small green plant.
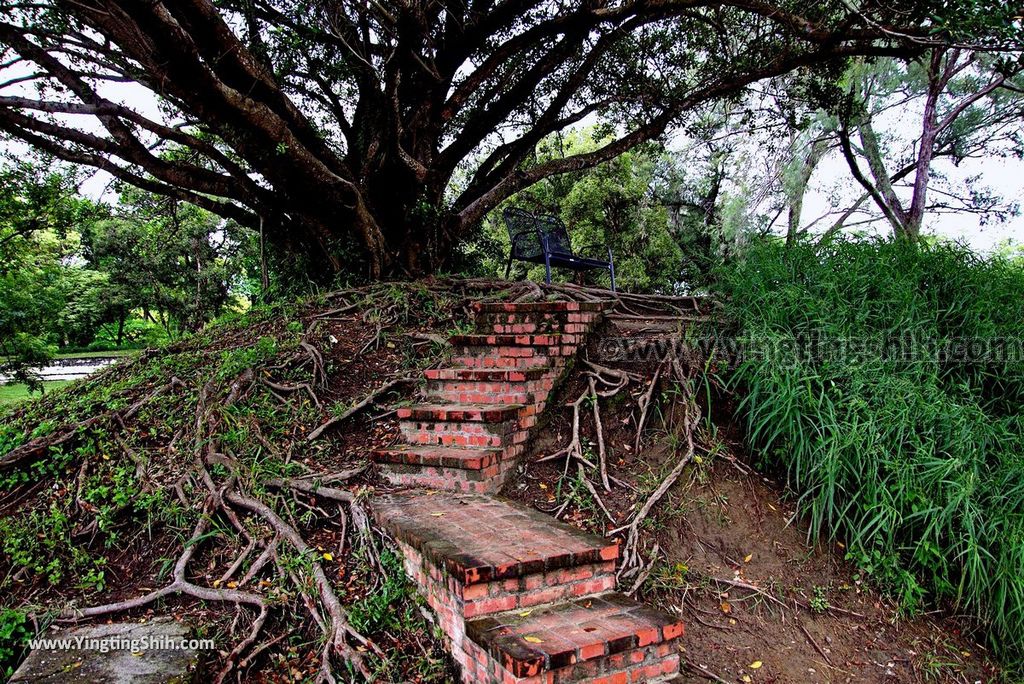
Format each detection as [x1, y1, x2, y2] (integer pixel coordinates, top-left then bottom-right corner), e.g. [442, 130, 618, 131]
[0, 608, 31, 679]
[809, 584, 829, 614]
[348, 550, 413, 635]
[649, 561, 690, 592]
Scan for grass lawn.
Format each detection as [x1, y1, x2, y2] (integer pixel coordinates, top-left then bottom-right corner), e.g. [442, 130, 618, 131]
[54, 349, 138, 360]
[0, 380, 74, 406]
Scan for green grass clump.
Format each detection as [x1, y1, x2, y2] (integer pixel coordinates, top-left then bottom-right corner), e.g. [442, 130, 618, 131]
[715, 237, 1024, 668]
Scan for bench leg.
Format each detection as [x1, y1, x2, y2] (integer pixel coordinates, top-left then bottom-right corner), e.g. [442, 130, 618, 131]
[504, 254, 514, 280]
[544, 253, 552, 285]
[609, 263, 616, 293]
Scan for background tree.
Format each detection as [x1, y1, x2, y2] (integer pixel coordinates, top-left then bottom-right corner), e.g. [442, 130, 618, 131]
[474, 129, 682, 292]
[0, 0, 1011, 279]
[837, 51, 1024, 242]
[0, 161, 104, 386]
[83, 189, 243, 339]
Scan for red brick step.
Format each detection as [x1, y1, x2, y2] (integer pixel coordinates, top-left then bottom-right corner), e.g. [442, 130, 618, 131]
[373, 445, 503, 470]
[369, 298, 685, 682]
[464, 592, 683, 682]
[424, 368, 549, 383]
[472, 301, 612, 314]
[373, 492, 617, 587]
[425, 368, 553, 407]
[449, 334, 583, 348]
[398, 403, 524, 423]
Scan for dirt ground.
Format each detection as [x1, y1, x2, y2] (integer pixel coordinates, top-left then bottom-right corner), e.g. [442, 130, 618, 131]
[502, 318, 998, 684]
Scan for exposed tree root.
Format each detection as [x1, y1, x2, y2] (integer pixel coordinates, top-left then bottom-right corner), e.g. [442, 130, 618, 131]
[4, 279, 721, 681]
[21, 342, 392, 680]
[307, 377, 415, 441]
[223, 490, 378, 680]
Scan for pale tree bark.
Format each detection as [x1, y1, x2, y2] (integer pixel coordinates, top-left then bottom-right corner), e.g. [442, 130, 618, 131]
[784, 132, 832, 246]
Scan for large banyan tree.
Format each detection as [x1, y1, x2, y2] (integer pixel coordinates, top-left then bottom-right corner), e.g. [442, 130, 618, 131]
[0, 1, 1015, 277]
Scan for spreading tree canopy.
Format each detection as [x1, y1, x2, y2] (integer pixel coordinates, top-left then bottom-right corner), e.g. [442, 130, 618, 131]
[0, 1, 1017, 278]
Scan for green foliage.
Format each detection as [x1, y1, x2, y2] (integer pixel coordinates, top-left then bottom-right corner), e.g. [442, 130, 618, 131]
[82, 186, 245, 337]
[0, 156, 254, 392]
[0, 608, 31, 680]
[471, 128, 684, 293]
[0, 161, 101, 386]
[347, 548, 449, 681]
[347, 550, 413, 635]
[717, 237, 1024, 668]
[931, 1, 1024, 49]
[809, 584, 830, 614]
[217, 336, 277, 381]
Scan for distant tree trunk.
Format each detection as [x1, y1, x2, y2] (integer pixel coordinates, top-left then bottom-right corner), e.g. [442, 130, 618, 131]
[115, 309, 126, 347]
[258, 216, 269, 301]
[784, 134, 831, 246]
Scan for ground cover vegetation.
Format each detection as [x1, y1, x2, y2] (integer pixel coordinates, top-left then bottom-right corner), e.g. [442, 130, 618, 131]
[715, 238, 1024, 670]
[0, 281, 507, 681]
[505, 299, 1002, 681]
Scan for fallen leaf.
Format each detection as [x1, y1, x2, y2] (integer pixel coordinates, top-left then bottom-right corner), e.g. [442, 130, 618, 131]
[744, 553, 753, 563]
[741, 676, 752, 683]
[719, 601, 732, 615]
[226, 581, 238, 589]
[749, 661, 763, 670]
[517, 610, 532, 617]
[523, 635, 543, 644]
[322, 553, 334, 562]
[430, 512, 446, 517]
[539, 483, 548, 490]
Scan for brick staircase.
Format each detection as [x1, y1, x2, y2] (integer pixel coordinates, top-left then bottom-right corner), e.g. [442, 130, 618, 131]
[373, 301, 608, 494]
[371, 300, 684, 683]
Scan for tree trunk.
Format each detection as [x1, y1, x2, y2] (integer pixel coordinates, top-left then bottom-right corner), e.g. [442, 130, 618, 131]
[115, 310, 126, 347]
[785, 135, 830, 246]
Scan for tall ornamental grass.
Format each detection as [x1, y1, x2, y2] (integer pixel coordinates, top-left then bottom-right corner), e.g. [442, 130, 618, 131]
[715, 238, 1024, 667]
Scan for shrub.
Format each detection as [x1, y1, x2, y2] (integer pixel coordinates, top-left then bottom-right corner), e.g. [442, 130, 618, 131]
[0, 608, 30, 678]
[715, 237, 1024, 668]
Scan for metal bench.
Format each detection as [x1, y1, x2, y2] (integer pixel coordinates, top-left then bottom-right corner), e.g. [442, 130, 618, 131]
[502, 208, 616, 292]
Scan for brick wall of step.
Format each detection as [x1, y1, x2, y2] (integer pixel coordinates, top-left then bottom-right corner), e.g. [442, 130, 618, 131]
[370, 300, 684, 683]
[372, 301, 612, 494]
[373, 492, 684, 684]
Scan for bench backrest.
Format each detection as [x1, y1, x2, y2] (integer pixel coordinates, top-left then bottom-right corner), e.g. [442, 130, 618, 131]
[502, 208, 574, 259]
